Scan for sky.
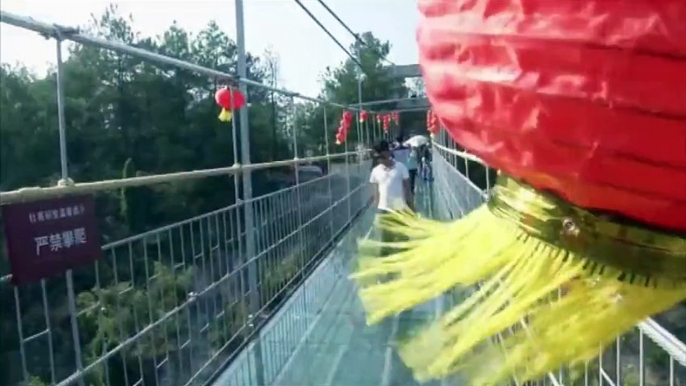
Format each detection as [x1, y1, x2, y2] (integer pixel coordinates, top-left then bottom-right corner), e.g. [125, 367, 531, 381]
[0, 0, 419, 97]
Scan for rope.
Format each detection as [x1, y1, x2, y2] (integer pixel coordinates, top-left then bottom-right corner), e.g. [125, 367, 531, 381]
[0, 151, 366, 205]
[432, 142, 485, 165]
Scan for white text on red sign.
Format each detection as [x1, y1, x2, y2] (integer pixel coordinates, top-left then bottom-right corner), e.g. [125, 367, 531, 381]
[34, 228, 88, 256]
[28, 205, 86, 224]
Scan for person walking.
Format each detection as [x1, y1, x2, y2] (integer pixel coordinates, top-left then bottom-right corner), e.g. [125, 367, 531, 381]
[391, 136, 418, 192]
[369, 140, 415, 256]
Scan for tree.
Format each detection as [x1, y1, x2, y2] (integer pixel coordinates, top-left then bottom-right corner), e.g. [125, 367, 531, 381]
[292, 31, 408, 155]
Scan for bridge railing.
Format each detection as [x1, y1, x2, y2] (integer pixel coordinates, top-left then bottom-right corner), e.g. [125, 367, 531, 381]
[0, 11, 379, 386]
[431, 129, 686, 386]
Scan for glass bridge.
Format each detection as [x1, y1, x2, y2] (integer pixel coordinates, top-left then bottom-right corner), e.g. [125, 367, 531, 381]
[213, 182, 455, 386]
[1, 9, 684, 386]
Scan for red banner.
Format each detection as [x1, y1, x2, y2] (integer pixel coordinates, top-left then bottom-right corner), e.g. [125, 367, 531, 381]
[2, 195, 103, 285]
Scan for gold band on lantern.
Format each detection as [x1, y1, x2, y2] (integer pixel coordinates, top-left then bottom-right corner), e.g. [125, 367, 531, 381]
[488, 175, 686, 288]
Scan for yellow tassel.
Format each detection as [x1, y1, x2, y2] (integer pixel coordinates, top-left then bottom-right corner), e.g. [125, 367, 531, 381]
[336, 139, 342, 145]
[218, 108, 232, 122]
[351, 175, 686, 385]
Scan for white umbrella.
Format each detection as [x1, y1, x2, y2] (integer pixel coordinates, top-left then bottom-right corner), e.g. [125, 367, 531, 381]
[404, 135, 429, 148]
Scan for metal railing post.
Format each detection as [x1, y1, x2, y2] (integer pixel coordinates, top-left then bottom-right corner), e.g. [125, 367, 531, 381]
[356, 76, 364, 212]
[291, 97, 305, 280]
[56, 37, 86, 386]
[235, 1, 264, 384]
[323, 106, 335, 241]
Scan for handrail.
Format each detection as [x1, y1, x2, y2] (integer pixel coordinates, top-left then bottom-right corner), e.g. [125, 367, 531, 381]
[639, 318, 686, 366]
[432, 142, 485, 165]
[0, 151, 368, 205]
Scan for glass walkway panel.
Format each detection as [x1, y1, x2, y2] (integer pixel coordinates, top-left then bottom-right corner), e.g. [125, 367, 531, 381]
[214, 184, 459, 386]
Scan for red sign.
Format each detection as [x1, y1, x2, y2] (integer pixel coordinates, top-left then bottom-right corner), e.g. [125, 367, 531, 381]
[2, 194, 103, 285]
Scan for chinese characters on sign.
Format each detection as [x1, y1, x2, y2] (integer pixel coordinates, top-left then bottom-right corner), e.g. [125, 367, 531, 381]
[34, 228, 87, 255]
[2, 195, 103, 285]
[28, 204, 86, 224]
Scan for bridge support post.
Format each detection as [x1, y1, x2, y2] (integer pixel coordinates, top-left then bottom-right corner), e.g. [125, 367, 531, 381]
[56, 37, 86, 386]
[235, 1, 265, 385]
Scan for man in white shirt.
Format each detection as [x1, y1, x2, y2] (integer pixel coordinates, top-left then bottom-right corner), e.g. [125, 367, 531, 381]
[369, 141, 415, 256]
[370, 141, 415, 213]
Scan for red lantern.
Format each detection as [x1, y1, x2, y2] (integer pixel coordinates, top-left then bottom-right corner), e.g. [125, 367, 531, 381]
[391, 111, 399, 124]
[215, 87, 246, 122]
[426, 109, 439, 137]
[359, 110, 369, 123]
[431, 110, 439, 134]
[382, 114, 390, 132]
[335, 111, 353, 145]
[420, 1, 686, 230]
[342, 111, 353, 124]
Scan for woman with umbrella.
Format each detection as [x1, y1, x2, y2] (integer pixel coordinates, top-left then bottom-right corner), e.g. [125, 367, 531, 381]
[404, 135, 431, 188]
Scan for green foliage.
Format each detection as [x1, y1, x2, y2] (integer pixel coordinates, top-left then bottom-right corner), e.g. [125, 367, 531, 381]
[77, 262, 193, 359]
[20, 376, 47, 386]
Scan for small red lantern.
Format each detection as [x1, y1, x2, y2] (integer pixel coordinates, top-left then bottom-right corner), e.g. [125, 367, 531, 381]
[342, 111, 353, 124]
[359, 110, 369, 123]
[334, 111, 353, 145]
[382, 114, 391, 132]
[427, 109, 439, 138]
[214, 87, 246, 122]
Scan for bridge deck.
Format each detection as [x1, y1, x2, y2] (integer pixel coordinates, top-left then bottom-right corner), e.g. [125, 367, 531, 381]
[213, 183, 456, 386]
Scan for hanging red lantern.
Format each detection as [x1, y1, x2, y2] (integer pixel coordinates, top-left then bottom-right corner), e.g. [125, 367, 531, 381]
[381, 114, 390, 132]
[352, 1, 686, 385]
[359, 110, 369, 123]
[335, 111, 353, 145]
[391, 111, 399, 124]
[342, 111, 354, 125]
[214, 87, 246, 122]
[426, 109, 439, 138]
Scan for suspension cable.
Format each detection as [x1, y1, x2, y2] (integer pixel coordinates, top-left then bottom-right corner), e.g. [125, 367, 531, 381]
[292, 0, 363, 68]
[315, 0, 396, 66]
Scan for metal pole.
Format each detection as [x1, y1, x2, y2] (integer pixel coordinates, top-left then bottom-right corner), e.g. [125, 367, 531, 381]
[56, 40, 70, 182]
[356, 76, 364, 209]
[356, 77, 363, 142]
[291, 97, 305, 280]
[56, 38, 85, 386]
[376, 106, 430, 114]
[234, 1, 264, 385]
[323, 106, 334, 241]
[350, 96, 428, 107]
